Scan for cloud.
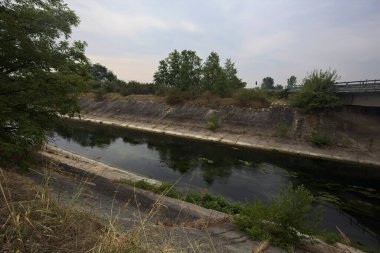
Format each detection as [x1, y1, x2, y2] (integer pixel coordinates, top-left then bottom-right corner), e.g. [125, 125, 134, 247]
[88, 54, 160, 82]
[66, 1, 201, 38]
[238, 32, 294, 59]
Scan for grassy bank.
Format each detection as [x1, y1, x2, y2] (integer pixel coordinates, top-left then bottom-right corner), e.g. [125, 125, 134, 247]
[118, 179, 380, 253]
[0, 168, 141, 252]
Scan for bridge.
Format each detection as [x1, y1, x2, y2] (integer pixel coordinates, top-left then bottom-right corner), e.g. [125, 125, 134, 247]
[291, 79, 380, 107]
[335, 79, 380, 93]
[335, 80, 380, 107]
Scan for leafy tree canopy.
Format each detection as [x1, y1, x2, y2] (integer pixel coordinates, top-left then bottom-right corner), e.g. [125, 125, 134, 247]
[291, 69, 341, 112]
[0, 0, 89, 167]
[154, 49, 202, 90]
[88, 63, 126, 92]
[154, 50, 245, 95]
[287, 75, 297, 89]
[261, 77, 274, 89]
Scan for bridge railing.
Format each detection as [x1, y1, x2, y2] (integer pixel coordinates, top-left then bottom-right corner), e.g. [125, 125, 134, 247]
[335, 79, 380, 93]
[290, 79, 380, 93]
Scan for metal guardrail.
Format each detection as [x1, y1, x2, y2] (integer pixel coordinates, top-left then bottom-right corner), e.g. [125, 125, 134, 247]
[335, 79, 380, 93]
[290, 79, 380, 93]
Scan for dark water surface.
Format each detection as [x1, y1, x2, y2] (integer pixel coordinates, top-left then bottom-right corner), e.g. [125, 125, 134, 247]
[49, 120, 380, 248]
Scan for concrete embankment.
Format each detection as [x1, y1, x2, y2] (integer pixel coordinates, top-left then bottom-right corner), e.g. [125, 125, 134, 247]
[77, 95, 380, 166]
[40, 145, 366, 253]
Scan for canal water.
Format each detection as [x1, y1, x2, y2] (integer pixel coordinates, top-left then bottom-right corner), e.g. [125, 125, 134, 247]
[49, 120, 380, 248]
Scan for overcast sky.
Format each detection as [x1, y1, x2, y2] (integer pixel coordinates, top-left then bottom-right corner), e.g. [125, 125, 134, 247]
[66, 0, 380, 87]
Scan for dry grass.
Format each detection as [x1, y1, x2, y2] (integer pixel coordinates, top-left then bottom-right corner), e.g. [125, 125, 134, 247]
[81, 92, 166, 103]
[0, 168, 136, 253]
[0, 166, 225, 253]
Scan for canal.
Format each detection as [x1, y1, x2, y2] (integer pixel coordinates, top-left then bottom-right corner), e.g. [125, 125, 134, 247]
[49, 120, 380, 248]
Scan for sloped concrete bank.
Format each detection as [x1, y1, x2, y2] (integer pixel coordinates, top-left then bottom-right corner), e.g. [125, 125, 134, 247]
[40, 145, 365, 253]
[77, 95, 380, 166]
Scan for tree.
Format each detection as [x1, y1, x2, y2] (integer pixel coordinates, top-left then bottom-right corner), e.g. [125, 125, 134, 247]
[0, 0, 88, 167]
[291, 69, 341, 112]
[178, 50, 202, 90]
[153, 60, 169, 85]
[167, 50, 181, 86]
[202, 52, 225, 91]
[153, 50, 202, 90]
[261, 77, 274, 89]
[223, 58, 246, 90]
[287, 75, 297, 89]
[88, 63, 119, 92]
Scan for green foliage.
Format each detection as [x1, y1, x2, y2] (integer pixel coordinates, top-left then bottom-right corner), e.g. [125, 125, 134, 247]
[287, 75, 297, 89]
[206, 111, 222, 132]
[261, 77, 275, 89]
[154, 50, 202, 90]
[277, 124, 290, 138]
[0, 0, 88, 167]
[153, 50, 245, 97]
[234, 184, 320, 250]
[291, 69, 341, 112]
[184, 193, 241, 214]
[88, 63, 127, 93]
[165, 89, 186, 105]
[311, 131, 331, 147]
[233, 89, 270, 108]
[119, 81, 155, 96]
[118, 179, 240, 215]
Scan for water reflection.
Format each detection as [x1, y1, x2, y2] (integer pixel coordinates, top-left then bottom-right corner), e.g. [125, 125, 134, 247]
[50, 119, 380, 247]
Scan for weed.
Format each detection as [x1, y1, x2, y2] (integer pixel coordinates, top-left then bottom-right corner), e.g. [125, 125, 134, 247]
[233, 89, 270, 108]
[277, 124, 290, 138]
[311, 131, 331, 147]
[118, 179, 240, 215]
[233, 183, 321, 251]
[165, 89, 185, 105]
[206, 111, 222, 132]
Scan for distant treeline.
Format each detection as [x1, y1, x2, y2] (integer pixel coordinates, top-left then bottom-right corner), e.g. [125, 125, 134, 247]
[88, 51, 340, 113]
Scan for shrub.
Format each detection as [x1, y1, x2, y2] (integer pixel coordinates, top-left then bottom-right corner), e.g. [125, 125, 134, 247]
[184, 193, 241, 215]
[206, 111, 222, 131]
[118, 179, 240, 215]
[233, 89, 270, 108]
[94, 88, 107, 101]
[165, 89, 185, 105]
[291, 69, 341, 113]
[119, 81, 155, 96]
[233, 184, 320, 250]
[311, 131, 331, 147]
[277, 124, 290, 138]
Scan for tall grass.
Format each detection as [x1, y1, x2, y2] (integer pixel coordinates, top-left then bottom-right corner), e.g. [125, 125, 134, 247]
[0, 165, 223, 253]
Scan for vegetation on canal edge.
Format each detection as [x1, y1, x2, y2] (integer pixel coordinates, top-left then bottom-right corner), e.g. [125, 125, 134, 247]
[119, 179, 380, 252]
[119, 179, 325, 250]
[234, 184, 321, 251]
[117, 179, 242, 215]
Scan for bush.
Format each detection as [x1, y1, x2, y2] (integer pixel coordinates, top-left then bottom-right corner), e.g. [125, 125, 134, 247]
[206, 111, 222, 131]
[119, 81, 155, 96]
[291, 69, 341, 113]
[165, 89, 186, 105]
[311, 131, 331, 147]
[277, 124, 290, 138]
[233, 184, 320, 250]
[94, 88, 107, 101]
[118, 179, 240, 215]
[233, 89, 270, 108]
